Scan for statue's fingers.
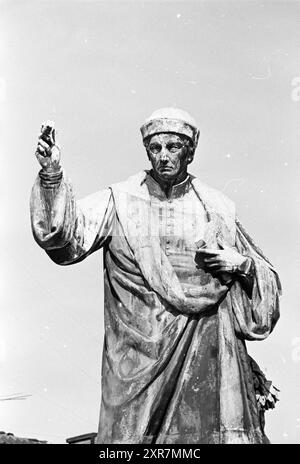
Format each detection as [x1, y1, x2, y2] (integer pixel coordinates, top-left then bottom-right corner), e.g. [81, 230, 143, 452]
[40, 133, 52, 145]
[198, 248, 218, 254]
[37, 147, 52, 160]
[37, 140, 47, 150]
[37, 144, 50, 157]
[36, 146, 46, 157]
[203, 256, 220, 263]
[204, 263, 224, 270]
[209, 269, 227, 276]
[213, 265, 232, 273]
[38, 138, 50, 149]
[204, 256, 222, 263]
[196, 248, 219, 257]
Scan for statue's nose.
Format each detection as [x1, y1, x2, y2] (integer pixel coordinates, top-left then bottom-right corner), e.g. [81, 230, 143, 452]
[160, 148, 169, 162]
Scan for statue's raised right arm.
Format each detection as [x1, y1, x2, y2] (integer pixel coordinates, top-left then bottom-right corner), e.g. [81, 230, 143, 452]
[30, 122, 113, 265]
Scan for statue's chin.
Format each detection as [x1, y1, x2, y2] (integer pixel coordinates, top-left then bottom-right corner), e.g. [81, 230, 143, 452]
[156, 170, 177, 181]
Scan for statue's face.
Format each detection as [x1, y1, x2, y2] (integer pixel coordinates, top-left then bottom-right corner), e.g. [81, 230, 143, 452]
[146, 133, 193, 182]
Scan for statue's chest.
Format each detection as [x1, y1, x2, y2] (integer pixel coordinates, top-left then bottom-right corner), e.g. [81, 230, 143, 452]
[148, 190, 207, 282]
[151, 191, 207, 251]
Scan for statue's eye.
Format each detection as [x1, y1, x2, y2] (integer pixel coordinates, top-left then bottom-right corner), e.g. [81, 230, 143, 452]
[167, 143, 183, 153]
[149, 143, 161, 154]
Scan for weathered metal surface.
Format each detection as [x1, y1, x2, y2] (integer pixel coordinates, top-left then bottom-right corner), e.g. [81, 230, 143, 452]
[30, 169, 281, 444]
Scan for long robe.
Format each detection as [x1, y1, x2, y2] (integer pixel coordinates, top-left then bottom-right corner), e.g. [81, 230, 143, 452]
[30, 169, 281, 444]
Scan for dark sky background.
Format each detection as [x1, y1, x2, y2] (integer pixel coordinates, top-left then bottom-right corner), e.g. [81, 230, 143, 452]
[1, 0, 300, 443]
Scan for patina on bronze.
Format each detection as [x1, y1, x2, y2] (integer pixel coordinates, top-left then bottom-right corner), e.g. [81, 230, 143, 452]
[31, 108, 281, 444]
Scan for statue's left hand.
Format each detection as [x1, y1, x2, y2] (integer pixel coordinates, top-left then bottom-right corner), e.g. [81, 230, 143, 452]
[195, 245, 247, 275]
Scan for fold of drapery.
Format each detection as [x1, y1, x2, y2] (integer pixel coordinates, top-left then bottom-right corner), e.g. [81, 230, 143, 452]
[110, 172, 235, 316]
[229, 219, 281, 341]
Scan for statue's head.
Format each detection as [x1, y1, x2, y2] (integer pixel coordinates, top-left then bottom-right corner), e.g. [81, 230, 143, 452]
[140, 108, 199, 182]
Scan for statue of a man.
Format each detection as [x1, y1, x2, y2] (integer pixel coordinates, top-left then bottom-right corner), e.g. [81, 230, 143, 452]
[31, 108, 281, 444]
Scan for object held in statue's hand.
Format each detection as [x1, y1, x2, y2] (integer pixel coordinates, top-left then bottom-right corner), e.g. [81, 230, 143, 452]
[195, 240, 233, 286]
[41, 121, 55, 148]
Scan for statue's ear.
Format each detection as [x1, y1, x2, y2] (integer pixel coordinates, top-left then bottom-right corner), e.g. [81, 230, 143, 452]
[187, 153, 194, 165]
[187, 146, 195, 165]
[188, 130, 199, 164]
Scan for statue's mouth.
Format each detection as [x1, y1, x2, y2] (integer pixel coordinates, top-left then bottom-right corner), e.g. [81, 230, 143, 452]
[159, 166, 173, 171]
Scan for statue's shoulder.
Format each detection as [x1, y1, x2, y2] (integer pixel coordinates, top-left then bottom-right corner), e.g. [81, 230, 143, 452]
[190, 175, 235, 219]
[112, 171, 146, 187]
[110, 171, 148, 197]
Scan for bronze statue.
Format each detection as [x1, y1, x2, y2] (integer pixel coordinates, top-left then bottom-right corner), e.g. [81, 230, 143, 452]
[31, 108, 281, 444]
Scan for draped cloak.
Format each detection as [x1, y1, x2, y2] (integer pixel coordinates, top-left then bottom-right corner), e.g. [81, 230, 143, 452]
[30, 170, 281, 444]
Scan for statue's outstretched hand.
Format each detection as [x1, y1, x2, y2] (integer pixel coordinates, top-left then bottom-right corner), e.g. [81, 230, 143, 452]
[35, 121, 61, 172]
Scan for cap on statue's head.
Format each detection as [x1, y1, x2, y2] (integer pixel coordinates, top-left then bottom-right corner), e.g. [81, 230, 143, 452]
[140, 107, 200, 147]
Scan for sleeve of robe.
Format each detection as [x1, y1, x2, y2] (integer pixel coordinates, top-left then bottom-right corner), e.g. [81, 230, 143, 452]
[30, 171, 113, 265]
[230, 217, 282, 341]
